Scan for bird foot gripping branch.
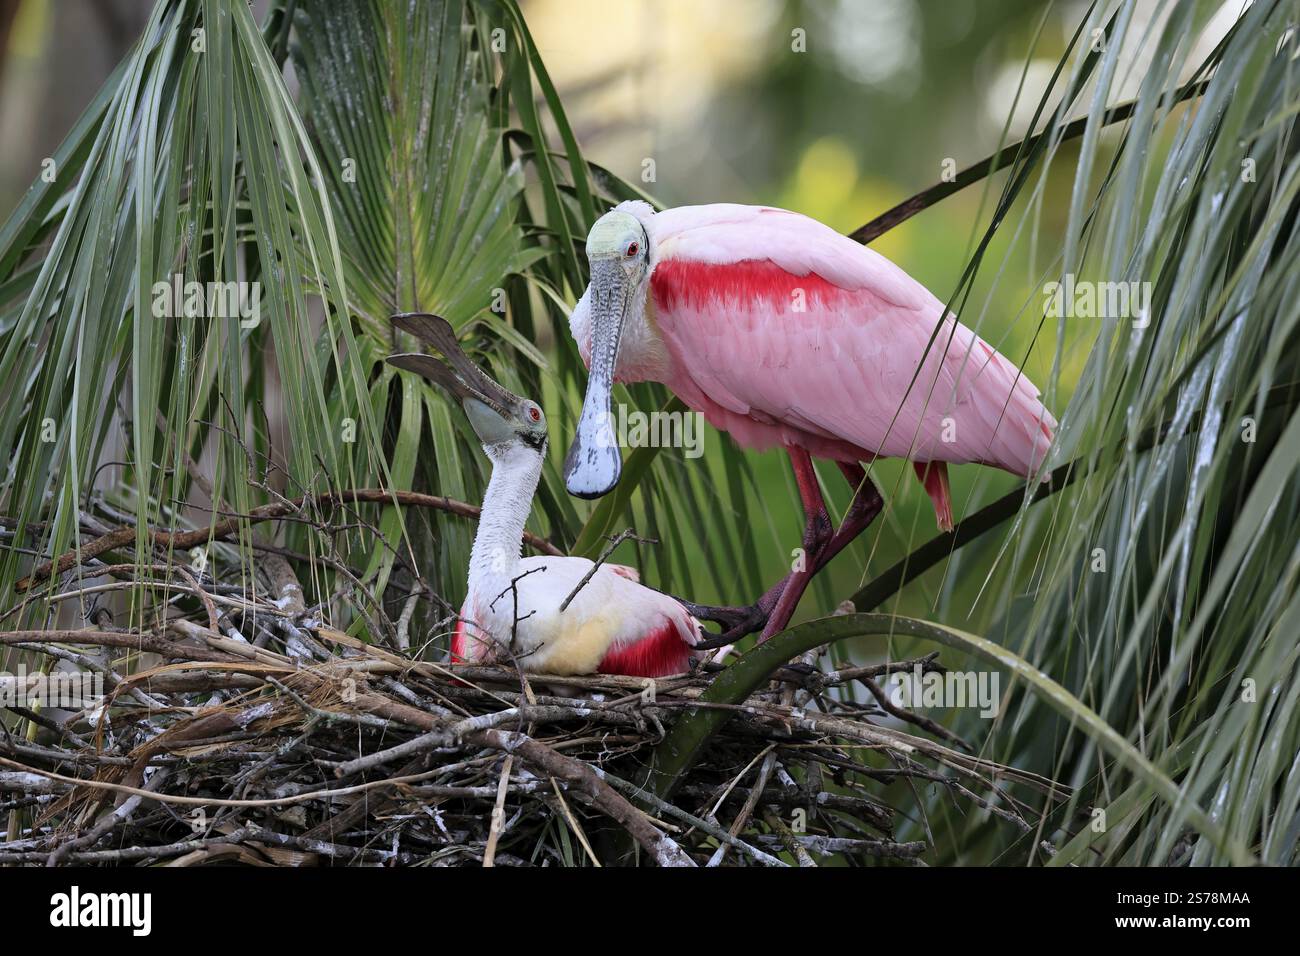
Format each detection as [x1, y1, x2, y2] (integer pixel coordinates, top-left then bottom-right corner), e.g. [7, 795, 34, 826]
[675, 598, 768, 650]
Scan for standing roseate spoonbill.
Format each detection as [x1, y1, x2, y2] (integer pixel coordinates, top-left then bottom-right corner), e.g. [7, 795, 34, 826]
[386, 312, 704, 677]
[564, 202, 1056, 640]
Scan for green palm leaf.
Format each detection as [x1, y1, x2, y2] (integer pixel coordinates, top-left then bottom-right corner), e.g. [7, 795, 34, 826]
[0, 0, 379, 626]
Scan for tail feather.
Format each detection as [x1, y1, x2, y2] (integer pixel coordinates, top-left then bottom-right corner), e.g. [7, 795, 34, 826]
[914, 461, 954, 533]
[968, 336, 1057, 477]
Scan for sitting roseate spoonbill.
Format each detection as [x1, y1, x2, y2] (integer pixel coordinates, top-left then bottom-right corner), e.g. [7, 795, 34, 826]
[386, 312, 704, 677]
[564, 201, 1056, 640]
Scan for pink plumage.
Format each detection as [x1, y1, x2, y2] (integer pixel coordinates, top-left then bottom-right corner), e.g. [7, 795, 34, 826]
[571, 202, 1056, 527]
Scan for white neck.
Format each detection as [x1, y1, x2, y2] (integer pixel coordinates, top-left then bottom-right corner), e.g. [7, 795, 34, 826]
[466, 441, 543, 619]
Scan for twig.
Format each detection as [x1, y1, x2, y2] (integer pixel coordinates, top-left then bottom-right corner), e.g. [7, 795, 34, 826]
[482, 755, 513, 867]
[549, 776, 600, 866]
[763, 809, 816, 867]
[395, 589, 420, 651]
[748, 834, 927, 860]
[601, 772, 786, 867]
[859, 676, 974, 752]
[847, 77, 1211, 244]
[17, 488, 564, 591]
[558, 528, 655, 612]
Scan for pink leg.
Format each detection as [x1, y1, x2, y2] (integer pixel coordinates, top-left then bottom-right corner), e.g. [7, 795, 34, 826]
[683, 457, 882, 647]
[830, 462, 885, 556]
[759, 449, 835, 640]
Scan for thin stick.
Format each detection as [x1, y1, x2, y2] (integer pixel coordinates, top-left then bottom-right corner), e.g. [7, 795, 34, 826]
[483, 755, 513, 867]
[558, 528, 656, 612]
[17, 488, 563, 591]
[601, 772, 786, 868]
[0, 755, 448, 809]
[550, 776, 600, 867]
[847, 77, 1210, 244]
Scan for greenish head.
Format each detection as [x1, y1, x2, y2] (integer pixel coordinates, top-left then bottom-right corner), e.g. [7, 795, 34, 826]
[564, 209, 652, 498]
[585, 209, 647, 262]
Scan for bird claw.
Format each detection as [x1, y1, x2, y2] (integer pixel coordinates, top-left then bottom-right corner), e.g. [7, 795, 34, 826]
[675, 598, 763, 630]
[693, 630, 731, 651]
[692, 612, 770, 651]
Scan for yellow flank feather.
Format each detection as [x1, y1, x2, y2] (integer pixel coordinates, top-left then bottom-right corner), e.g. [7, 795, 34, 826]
[535, 608, 621, 675]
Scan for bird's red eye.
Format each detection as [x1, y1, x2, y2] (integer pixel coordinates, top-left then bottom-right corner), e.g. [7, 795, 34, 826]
[625, 242, 639, 258]
[528, 405, 541, 422]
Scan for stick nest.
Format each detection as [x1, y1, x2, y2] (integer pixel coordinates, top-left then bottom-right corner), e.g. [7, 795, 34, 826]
[2, 562, 1069, 867]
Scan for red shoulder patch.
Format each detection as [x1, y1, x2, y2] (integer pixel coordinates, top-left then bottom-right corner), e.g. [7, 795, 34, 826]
[651, 258, 849, 313]
[597, 621, 692, 678]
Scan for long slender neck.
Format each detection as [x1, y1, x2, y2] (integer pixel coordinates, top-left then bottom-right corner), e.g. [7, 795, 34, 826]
[466, 441, 543, 617]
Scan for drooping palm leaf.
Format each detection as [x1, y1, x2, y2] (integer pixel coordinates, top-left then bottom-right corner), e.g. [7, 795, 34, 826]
[855, 0, 1300, 865]
[645, 0, 1300, 867]
[976, 0, 1300, 867]
[0, 0, 380, 631]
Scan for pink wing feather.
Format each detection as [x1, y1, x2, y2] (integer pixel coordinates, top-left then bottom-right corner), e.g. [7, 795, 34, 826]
[644, 205, 1055, 483]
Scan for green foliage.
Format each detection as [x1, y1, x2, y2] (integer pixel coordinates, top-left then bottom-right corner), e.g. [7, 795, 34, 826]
[2, 0, 1297, 867]
[645, 0, 1300, 866]
[964, 0, 1300, 867]
[0, 0, 764, 640]
[0, 0, 382, 626]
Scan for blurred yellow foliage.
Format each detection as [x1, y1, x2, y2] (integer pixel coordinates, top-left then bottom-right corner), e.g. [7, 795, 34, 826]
[778, 135, 910, 263]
